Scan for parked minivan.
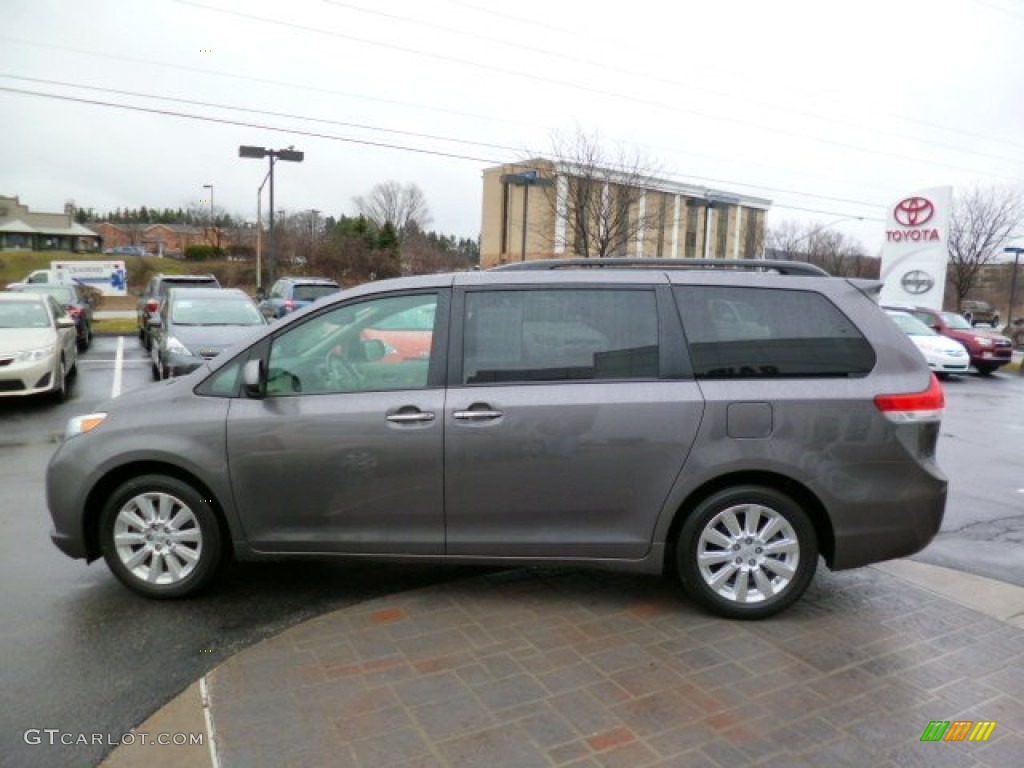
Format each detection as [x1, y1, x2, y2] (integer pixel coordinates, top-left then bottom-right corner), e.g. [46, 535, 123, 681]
[46, 259, 947, 619]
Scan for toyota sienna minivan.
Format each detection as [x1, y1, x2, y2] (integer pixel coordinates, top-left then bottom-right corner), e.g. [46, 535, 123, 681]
[47, 259, 947, 619]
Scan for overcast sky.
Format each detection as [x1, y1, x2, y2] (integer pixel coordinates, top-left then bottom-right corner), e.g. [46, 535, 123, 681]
[2, 0, 1022, 252]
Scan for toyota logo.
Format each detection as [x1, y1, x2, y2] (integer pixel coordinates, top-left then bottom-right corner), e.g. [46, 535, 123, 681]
[901, 270, 935, 295]
[894, 197, 935, 227]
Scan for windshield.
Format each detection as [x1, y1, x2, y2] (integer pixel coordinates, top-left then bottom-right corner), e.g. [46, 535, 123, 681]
[22, 286, 74, 304]
[0, 301, 51, 329]
[171, 297, 264, 326]
[941, 312, 972, 330]
[293, 284, 339, 302]
[887, 311, 935, 336]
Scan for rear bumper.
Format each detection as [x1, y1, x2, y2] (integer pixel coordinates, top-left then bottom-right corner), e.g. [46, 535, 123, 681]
[828, 466, 947, 570]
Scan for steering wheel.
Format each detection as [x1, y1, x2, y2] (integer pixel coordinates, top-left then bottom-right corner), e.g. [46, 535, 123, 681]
[325, 349, 362, 390]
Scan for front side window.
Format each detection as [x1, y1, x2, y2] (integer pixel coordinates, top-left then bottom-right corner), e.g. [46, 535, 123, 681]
[265, 293, 439, 396]
[462, 289, 658, 385]
[674, 286, 875, 379]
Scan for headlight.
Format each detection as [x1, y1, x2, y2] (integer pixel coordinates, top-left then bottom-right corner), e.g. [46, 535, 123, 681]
[66, 412, 107, 439]
[15, 346, 54, 362]
[975, 337, 993, 347]
[166, 335, 192, 355]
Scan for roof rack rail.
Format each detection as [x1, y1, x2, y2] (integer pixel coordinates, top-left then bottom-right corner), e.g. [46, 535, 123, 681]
[490, 258, 830, 277]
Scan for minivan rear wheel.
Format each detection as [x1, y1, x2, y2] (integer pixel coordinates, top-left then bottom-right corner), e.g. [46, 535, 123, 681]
[676, 486, 818, 620]
[99, 475, 222, 598]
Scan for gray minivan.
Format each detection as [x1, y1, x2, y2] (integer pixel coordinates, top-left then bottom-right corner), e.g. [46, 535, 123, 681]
[46, 260, 947, 619]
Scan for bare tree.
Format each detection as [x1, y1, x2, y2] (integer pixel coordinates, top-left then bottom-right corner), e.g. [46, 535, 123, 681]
[766, 220, 811, 260]
[807, 230, 867, 277]
[767, 219, 875, 277]
[353, 181, 432, 243]
[947, 185, 1023, 305]
[536, 129, 664, 258]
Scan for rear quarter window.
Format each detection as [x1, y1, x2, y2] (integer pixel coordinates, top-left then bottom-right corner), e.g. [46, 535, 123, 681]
[674, 286, 875, 379]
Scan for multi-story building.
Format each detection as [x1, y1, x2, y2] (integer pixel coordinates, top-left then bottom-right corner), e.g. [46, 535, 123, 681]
[480, 160, 770, 268]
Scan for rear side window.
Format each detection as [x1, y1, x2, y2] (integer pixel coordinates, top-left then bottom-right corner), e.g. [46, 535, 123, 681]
[462, 289, 659, 384]
[674, 286, 875, 379]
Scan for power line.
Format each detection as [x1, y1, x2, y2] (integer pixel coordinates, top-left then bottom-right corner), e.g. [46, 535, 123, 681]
[442, 0, 1024, 156]
[0, 73, 522, 154]
[0, 84, 884, 221]
[0, 34, 541, 131]
[0, 35, 994, 208]
[176, 0, 1023, 182]
[0, 71, 888, 211]
[0, 85, 500, 163]
[322, 0, 1024, 166]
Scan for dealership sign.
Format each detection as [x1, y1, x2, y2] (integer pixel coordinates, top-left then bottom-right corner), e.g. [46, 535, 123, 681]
[887, 197, 941, 241]
[879, 187, 951, 311]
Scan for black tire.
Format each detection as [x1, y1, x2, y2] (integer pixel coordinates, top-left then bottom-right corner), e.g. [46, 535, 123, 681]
[49, 357, 67, 403]
[151, 360, 161, 381]
[99, 474, 223, 599]
[975, 364, 998, 376]
[77, 325, 90, 352]
[676, 485, 818, 620]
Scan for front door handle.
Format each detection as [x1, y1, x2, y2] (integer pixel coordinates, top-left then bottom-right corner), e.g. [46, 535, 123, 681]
[453, 409, 503, 421]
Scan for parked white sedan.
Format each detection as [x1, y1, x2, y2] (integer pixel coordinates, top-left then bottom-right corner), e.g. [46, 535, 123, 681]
[0, 291, 78, 401]
[885, 309, 969, 378]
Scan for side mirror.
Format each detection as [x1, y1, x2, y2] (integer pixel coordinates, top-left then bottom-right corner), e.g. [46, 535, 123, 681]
[57, 316, 75, 329]
[242, 359, 265, 398]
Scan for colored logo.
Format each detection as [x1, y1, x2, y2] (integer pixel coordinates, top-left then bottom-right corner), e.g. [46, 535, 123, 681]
[920, 720, 997, 742]
[901, 270, 935, 295]
[894, 197, 935, 227]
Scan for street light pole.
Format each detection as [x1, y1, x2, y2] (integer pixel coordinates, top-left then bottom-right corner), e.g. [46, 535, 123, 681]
[1003, 246, 1023, 332]
[202, 184, 214, 247]
[309, 208, 320, 262]
[239, 145, 304, 286]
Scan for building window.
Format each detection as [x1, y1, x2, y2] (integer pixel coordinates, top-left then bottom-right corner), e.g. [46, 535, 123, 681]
[716, 205, 730, 259]
[685, 202, 699, 258]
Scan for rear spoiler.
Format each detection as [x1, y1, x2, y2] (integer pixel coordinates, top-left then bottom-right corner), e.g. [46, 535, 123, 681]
[847, 279, 883, 300]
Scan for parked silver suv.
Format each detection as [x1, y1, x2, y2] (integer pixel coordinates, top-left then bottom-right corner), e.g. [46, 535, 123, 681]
[47, 259, 947, 619]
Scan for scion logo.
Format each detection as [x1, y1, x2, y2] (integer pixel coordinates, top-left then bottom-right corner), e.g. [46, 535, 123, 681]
[901, 270, 935, 295]
[894, 197, 935, 227]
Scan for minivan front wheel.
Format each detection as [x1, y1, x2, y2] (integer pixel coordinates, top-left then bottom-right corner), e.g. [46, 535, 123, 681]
[99, 475, 222, 598]
[676, 486, 818, 620]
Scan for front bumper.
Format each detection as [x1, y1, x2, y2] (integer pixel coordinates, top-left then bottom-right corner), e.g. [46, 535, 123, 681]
[0, 354, 57, 397]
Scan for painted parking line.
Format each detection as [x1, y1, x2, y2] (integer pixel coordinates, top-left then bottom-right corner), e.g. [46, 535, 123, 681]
[112, 336, 124, 399]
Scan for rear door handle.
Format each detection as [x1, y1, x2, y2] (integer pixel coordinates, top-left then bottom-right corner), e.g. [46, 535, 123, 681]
[386, 409, 435, 424]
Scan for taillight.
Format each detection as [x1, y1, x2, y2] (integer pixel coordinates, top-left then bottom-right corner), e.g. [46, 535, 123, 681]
[284, 299, 295, 311]
[66, 305, 82, 318]
[874, 375, 944, 423]
[145, 300, 159, 313]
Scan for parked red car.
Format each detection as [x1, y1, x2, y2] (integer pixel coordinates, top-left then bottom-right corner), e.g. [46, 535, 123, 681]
[902, 306, 1013, 375]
